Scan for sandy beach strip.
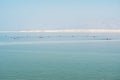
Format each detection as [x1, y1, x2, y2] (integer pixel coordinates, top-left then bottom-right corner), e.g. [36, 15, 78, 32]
[0, 29, 120, 33]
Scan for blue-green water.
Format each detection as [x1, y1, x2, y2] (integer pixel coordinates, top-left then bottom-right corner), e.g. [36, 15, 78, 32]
[0, 41, 120, 80]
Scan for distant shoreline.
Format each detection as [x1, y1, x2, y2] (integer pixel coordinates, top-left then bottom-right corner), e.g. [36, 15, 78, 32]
[0, 29, 120, 33]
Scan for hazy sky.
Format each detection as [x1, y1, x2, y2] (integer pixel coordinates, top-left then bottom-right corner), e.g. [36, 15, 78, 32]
[0, 0, 120, 30]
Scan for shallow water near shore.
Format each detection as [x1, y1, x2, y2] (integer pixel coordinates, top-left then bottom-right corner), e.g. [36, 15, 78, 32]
[0, 40, 120, 80]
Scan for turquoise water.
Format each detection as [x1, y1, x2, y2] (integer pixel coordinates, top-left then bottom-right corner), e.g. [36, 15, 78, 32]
[0, 40, 120, 80]
[0, 32, 120, 80]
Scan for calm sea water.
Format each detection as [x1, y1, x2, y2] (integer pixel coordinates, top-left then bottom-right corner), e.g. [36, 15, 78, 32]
[0, 40, 120, 80]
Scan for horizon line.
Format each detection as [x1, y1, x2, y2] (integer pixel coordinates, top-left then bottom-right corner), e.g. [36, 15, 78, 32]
[1, 29, 120, 33]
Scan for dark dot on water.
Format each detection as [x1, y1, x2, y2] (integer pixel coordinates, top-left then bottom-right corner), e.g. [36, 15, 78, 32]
[39, 37, 44, 38]
[72, 35, 74, 37]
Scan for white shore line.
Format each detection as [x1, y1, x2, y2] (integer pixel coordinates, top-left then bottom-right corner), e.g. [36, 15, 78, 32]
[0, 29, 120, 33]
